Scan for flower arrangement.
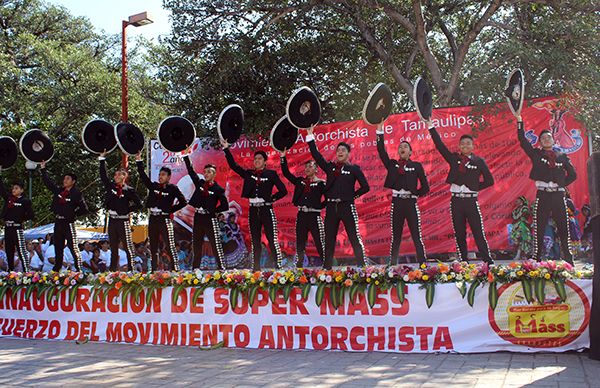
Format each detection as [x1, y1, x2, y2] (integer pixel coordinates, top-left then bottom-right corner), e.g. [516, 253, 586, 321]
[0, 260, 592, 310]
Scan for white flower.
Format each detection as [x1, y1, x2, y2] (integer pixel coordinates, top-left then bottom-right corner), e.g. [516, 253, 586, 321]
[456, 274, 463, 281]
[279, 277, 286, 284]
[71, 279, 77, 285]
[440, 274, 448, 282]
[403, 275, 409, 282]
[371, 273, 378, 279]
[310, 277, 317, 284]
[325, 275, 332, 283]
[388, 272, 394, 278]
[319, 274, 326, 281]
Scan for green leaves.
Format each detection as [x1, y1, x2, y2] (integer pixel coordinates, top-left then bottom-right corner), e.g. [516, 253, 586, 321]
[521, 279, 534, 304]
[534, 278, 546, 305]
[424, 283, 435, 309]
[315, 283, 326, 307]
[367, 284, 377, 308]
[488, 281, 498, 310]
[553, 278, 567, 303]
[456, 281, 467, 299]
[248, 286, 259, 307]
[396, 280, 406, 304]
[467, 279, 481, 307]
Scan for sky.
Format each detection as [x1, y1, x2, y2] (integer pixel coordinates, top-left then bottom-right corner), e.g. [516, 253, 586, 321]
[47, 0, 172, 42]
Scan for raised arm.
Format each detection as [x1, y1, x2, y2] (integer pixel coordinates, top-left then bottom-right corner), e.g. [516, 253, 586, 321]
[215, 189, 229, 214]
[223, 147, 247, 178]
[353, 167, 370, 199]
[39, 166, 60, 195]
[416, 164, 430, 197]
[516, 119, 536, 159]
[563, 155, 577, 186]
[171, 186, 188, 213]
[135, 159, 153, 190]
[305, 129, 330, 172]
[98, 157, 112, 190]
[479, 159, 495, 190]
[271, 173, 288, 202]
[183, 155, 202, 188]
[376, 133, 391, 168]
[428, 126, 453, 163]
[280, 154, 301, 185]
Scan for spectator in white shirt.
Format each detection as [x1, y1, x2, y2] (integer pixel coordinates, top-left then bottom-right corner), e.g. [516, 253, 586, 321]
[98, 240, 111, 268]
[27, 241, 43, 271]
[43, 244, 74, 272]
[80, 241, 94, 272]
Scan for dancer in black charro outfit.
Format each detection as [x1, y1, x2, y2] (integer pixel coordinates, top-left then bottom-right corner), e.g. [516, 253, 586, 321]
[426, 121, 494, 263]
[183, 155, 229, 270]
[279, 150, 326, 266]
[516, 116, 576, 263]
[136, 152, 187, 271]
[0, 173, 34, 271]
[39, 161, 88, 271]
[98, 153, 142, 271]
[304, 126, 370, 269]
[220, 139, 287, 271]
[376, 122, 429, 264]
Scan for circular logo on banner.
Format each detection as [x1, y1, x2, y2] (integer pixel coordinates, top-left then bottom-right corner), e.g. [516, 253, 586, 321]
[488, 281, 590, 348]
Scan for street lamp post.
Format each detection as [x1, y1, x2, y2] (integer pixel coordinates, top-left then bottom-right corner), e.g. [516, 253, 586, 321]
[121, 11, 153, 168]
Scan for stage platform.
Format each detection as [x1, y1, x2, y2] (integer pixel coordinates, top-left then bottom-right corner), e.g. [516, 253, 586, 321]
[0, 261, 593, 353]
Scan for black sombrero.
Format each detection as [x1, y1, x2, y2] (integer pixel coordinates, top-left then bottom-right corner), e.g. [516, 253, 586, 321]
[157, 116, 196, 153]
[20, 129, 54, 163]
[413, 77, 433, 121]
[362, 83, 393, 125]
[505, 68, 525, 117]
[270, 116, 299, 152]
[0, 136, 18, 169]
[115, 122, 145, 155]
[81, 119, 117, 154]
[286, 86, 321, 129]
[217, 104, 244, 144]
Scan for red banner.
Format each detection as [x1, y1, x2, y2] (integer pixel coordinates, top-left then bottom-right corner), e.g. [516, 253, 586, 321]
[150, 97, 590, 259]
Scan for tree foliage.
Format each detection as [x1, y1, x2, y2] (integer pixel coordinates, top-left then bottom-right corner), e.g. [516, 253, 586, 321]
[155, 0, 599, 145]
[0, 0, 165, 225]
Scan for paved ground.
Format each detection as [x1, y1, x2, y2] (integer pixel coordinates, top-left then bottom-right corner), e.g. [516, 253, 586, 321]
[0, 338, 599, 387]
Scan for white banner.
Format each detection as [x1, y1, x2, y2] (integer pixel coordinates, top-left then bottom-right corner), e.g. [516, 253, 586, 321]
[0, 280, 591, 353]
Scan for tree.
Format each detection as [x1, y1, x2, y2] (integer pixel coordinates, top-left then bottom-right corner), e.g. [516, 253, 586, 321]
[155, 0, 599, 144]
[0, 0, 166, 225]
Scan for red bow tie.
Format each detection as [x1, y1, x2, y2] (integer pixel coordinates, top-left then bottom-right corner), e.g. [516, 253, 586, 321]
[398, 160, 408, 175]
[334, 162, 345, 176]
[7, 195, 18, 208]
[201, 181, 213, 197]
[544, 150, 557, 168]
[458, 155, 470, 173]
[303, 178, 312, 193]
[59, 189, 70, 204]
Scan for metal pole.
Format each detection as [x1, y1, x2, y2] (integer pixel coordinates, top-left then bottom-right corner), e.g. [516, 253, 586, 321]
[28, 170, 32, 200]
[121, 20, 129, 169]
[588, 152, 600, 360]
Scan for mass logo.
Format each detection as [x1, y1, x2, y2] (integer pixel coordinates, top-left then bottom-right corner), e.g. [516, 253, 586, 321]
[488, 280, 590, 348]
[530, 99, 584, 154]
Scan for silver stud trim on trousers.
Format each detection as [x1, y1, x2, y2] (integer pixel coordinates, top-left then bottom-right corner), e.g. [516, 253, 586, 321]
[165, 218, 180, 271]
[69, 223, 83, 271]
[211, 217, 226, 270]
[17, 229, 29, 272]
[350, 203, 368, 266]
